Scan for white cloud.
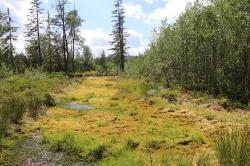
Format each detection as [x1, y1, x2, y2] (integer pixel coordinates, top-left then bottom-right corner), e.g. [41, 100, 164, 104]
[80, 28, 112, 56]
[80, 28, 147, 56]
[147, 0, 193, 23]
[0, 0, 33, 52]
[144, 0, 154, 4]
[124, 4, 146, 20]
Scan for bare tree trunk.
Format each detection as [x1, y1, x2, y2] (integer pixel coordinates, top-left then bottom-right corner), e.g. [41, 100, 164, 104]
[36, 2, 42, 66]
[72, 28, 75, 73]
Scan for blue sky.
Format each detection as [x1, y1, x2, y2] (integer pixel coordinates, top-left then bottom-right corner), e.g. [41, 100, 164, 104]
[0, 0, 192, 56]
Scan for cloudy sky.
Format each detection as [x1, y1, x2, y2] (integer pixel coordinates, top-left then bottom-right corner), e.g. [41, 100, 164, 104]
[0, 0, 193, 56]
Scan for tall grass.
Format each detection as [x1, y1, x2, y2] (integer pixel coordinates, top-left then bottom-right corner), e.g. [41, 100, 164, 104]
[0, 109, 9, 150]
[26, 90, 44, 118]
[2, 95, 26, 124]
[215, 127, 250, 166]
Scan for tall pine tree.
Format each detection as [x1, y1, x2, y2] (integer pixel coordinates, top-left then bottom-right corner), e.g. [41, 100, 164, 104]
[110, 0, 128, 72]
[25, 0, 44, 67]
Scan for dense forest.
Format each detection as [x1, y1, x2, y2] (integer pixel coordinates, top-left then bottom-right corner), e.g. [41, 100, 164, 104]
[127, 0, 250, 102]
[0, 0, 249, 165]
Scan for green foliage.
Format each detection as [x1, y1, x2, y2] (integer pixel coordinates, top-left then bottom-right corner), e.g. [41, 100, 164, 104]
[44, 93, 56, 107]
[26, 90, 44, 118]
[0, 110, 9, 148]
[138, 82, 158, 97]
[145, 138, 165, 150]
[2, 95, 26, 124]
[51, 133, 80, 155]
[215, 127, 250, 166]
[99, 150, 144, 166]
[160, 89, 179, 103]
[194, 153, 212, 166]
[128, 0, 250, 101]
[125, 138, 139, 150]
[0, 65, 13, 81]
[85, 144, 107, 162]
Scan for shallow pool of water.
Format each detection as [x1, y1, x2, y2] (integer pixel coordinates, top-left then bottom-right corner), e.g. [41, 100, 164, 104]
[60, 102, 94, 111]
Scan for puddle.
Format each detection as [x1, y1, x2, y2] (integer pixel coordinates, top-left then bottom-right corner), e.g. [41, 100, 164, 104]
[60, 102, 94, 111]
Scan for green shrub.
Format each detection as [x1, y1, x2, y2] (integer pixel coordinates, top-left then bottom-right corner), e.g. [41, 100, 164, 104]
[26, 91, 44, 118]
[125, 138, 139, 150]
[44, 93, 56, 107]
[2, 95, 26, 124]
[215, 127, 250, 166]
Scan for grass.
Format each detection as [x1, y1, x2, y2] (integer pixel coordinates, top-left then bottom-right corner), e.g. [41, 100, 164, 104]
[215, 127, 250, 166]
[0, 70, 72, 164]
[1, 76, 249, 165]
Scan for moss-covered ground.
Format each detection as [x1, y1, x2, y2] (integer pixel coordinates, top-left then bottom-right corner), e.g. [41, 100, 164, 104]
[1, 76, 249, 165]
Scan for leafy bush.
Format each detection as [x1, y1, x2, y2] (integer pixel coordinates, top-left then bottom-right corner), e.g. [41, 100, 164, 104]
[2, 95, 26, 124]
[215, 127, 250, 166]
[125, 138, 139, 150]
[26, 91, 44, 118]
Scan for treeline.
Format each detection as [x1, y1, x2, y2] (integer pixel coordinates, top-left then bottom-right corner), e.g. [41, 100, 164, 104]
[129, 0, 250, 102]
[0, 0, 128, 74]
[0, 0, 110, 74]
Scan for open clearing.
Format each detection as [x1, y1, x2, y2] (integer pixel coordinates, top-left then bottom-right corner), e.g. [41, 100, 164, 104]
[14, 77, 250, 165]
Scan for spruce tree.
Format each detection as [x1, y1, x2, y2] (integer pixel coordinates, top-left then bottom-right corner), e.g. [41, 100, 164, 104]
[110, 0, 128, 72]
[26, 0, 44, 67]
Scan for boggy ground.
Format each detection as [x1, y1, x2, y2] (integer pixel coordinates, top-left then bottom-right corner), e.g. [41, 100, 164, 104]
[17, 77, 250, 165]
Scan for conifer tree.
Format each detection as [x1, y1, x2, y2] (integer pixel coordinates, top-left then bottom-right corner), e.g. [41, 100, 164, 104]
[26, 0, 44, 66]
[110, 0, 128, 72]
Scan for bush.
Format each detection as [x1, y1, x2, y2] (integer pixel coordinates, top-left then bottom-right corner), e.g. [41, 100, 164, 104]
[2, 95, 26, 124]
[215, 127, 250, 166]
[26, 91, 44, 118]
[125, 138, 139, 150]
